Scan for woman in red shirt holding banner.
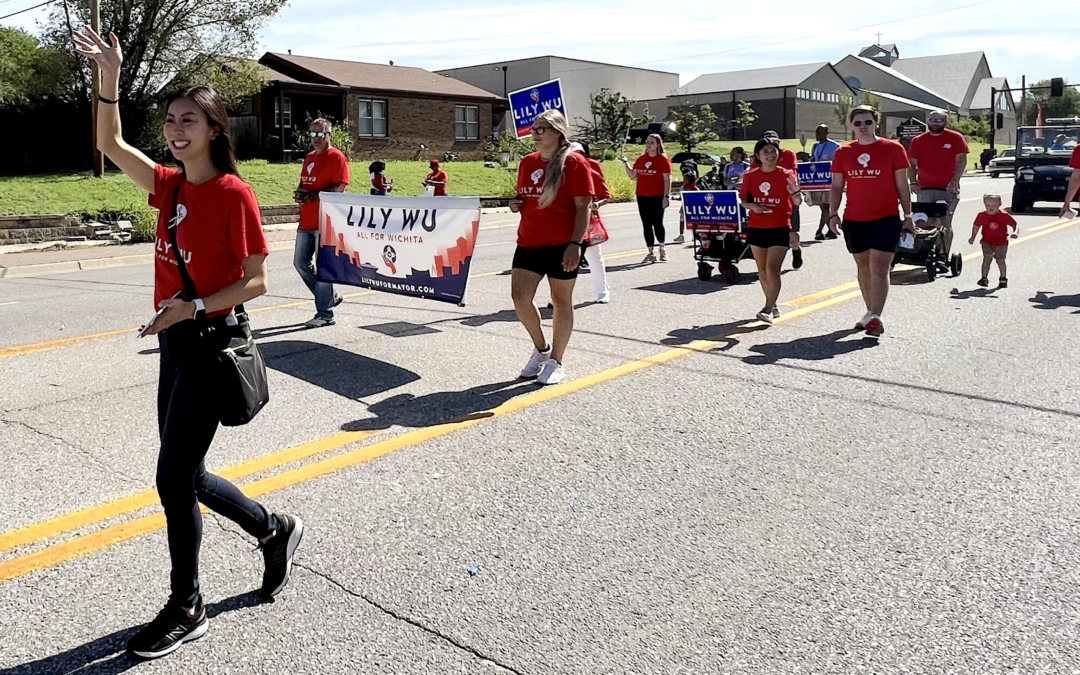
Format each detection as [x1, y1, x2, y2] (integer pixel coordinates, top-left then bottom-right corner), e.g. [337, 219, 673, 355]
[621, 135, 672, 263]
[742, 138, 803, 324]
[74, 27, 302, 660]
[509, 110, 594, 386]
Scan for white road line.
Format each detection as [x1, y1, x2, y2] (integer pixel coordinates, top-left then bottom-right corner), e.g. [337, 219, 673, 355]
[0, 301, 19, 307]
[475, 241, 513, 248]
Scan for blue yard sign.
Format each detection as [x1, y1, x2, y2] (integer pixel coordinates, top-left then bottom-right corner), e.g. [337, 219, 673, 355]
[507, 79, 566, 139]
[797, 161, 834, 191]
[682, 190, 742, 231]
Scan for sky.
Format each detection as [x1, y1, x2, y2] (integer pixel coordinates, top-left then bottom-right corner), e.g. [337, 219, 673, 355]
[5, 0, 1079, 92]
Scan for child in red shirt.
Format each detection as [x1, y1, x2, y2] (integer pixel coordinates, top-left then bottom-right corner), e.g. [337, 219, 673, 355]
[968, 193, 1017, 288]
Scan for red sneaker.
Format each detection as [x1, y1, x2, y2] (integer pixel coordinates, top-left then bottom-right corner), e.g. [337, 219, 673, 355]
[864, 317, 884, 336]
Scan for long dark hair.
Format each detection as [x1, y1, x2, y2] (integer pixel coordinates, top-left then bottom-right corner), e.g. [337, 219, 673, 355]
[165, 86, 239, 177]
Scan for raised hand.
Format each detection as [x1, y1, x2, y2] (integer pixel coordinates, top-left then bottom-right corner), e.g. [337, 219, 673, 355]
[71, 27, 123, 75]
[786, 174, 800, 194]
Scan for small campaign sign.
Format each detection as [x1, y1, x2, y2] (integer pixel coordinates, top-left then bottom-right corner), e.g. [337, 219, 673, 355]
[507, 78, 566, 139]
[682, 190, 742, 231]
[797, 161, 834, 191]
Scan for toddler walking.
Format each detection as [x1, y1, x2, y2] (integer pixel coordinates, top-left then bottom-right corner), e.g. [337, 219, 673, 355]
[968, 193, 1017, 288]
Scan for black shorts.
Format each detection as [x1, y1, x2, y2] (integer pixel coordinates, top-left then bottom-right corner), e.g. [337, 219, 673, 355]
[843, 216, 902, 255]
[512, 244, 583, 280]
[747, 227, 791, 249]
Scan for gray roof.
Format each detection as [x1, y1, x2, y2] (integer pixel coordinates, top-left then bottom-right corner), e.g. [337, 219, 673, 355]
[970, 77, 1010, 110]
[836, 55, 959, 108]
[677, 62, 831, 95]
[891, 51, 986, 109]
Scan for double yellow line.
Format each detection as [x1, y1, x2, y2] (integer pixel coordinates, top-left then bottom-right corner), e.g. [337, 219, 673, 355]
[1, 218, 1076, 585]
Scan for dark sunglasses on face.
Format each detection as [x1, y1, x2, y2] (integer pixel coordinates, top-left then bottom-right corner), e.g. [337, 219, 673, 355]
[532, 125, 552, 135]
[852, 120, 875, 127]
[309, 131, 328, 139]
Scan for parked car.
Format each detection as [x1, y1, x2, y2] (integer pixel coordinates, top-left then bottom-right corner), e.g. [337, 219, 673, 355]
[671, 152, 726, 166]
[988, 148, 1016, 178]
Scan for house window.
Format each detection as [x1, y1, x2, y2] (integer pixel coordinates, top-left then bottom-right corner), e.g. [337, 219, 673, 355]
[274, 97, 292, 129]
[455, 105, 479, 140]
[358, 99, 388, 137]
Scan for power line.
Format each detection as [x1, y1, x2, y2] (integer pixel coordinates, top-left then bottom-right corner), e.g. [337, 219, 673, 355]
[631, 0, 1005, 67]
[0, 0, 56, 20]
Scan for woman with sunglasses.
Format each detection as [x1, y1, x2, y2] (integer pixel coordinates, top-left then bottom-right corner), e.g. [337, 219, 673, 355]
[620, 134, 672, 262]
[74, 27, 303, 660]
[509, 110, 594, 385]
[742, 138, 802, 324]
[294, 118, 350, 328]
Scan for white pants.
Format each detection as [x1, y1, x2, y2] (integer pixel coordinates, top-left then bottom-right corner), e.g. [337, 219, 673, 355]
[584, 244, 609, 298]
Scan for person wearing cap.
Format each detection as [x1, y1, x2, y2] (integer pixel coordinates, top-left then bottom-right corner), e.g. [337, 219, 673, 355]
[753, 131, 805, 269]
[810, 124, 841, 240]
[423, 159, 448, 196]
[571, 142, 612, 303]
[908, 110, 968, 256]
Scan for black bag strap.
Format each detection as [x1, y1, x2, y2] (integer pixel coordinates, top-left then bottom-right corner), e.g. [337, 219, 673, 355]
[166, 180, 247, 320]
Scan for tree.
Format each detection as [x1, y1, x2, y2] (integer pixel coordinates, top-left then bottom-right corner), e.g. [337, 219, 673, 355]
[0, 27, 72, 107]
[577, 90, 651, 154]
[670, 104, 720, 152]
[862, 91, 882, 112]
[834, 93, 854, 128]
[733, 100, 757, 140]
[1016, 78, 1080, 125]
[950, 112, 991, 143]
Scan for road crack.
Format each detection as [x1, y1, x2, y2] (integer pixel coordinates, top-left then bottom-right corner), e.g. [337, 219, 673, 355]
[295, 561, 525, 675]
[0, 417, 142, 485]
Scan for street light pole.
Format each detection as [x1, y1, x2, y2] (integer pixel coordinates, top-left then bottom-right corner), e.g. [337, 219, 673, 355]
[90, 0, 104, 177]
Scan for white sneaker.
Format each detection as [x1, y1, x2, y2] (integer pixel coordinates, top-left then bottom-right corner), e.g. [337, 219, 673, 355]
[537, 359, 565, 385]
[597, 291, 611, 304]
[520, 347, 552, 379]
[673, 234, 686, 244]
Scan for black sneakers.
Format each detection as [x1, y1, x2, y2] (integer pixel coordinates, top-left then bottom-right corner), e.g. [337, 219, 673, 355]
[259, 513, 305, 599]
[128, 596, 208, 659]
[792, 249, 804, 269]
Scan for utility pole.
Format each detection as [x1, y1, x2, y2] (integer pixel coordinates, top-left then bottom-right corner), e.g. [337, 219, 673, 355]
[90, 0, 104, 177]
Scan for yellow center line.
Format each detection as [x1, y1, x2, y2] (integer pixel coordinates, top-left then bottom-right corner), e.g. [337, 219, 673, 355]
[1, 217, 1078, 584]
[0, 430, 376, 555]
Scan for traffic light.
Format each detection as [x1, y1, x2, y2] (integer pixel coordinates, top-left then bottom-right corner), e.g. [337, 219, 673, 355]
[1051, 78, 1065, 97]
[996, 112, 1004, 129]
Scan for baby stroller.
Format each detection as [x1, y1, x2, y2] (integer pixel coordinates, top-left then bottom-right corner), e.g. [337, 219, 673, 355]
[893, 201, 962, 281]
[692, 203, 751, 283]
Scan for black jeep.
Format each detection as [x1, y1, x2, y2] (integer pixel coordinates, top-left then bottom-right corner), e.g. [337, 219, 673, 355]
[1011, 120, 1080, 213]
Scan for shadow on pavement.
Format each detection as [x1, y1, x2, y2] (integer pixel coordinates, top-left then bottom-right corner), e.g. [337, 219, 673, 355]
[252, 323, 316, 340]
[1030, 291, 1080, 313]
[890, 268, 936, 286]
[743, 329, 878, 364]
[0, 591, 264, 675]
[635, 274, 757, 296]
[341, 379, 538, 431]
[459, 302, 596, 327]
[260, 340, 420, 400]
[661, 319, 766, 350]
[949, 287, 1000, 300]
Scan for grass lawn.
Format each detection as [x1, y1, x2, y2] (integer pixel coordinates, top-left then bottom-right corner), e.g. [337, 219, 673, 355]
[0, 137, 992, 218]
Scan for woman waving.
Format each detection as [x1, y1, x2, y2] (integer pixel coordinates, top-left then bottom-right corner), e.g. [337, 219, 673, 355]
[73, 27, 302, 660]
[741, 138, 802, 324]
[621, 134, 672, 262]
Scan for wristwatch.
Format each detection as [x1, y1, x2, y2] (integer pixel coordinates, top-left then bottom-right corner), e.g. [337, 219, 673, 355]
[193, 298, 206, 321]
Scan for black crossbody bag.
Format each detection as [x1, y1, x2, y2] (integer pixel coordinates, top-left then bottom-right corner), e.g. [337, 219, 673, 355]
[167, 185, 269, 426]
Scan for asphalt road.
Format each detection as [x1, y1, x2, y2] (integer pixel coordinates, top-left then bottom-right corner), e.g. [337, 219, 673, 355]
[2, 176, 1080, 673]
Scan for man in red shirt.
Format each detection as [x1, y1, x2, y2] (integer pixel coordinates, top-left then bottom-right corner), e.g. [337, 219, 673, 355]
[1060, 145, 1080, 219]
[294, 118, 350, 328]
[828, 106, 915, 337]
[908, 110, 969, 255]
[423, 159, 448, 196]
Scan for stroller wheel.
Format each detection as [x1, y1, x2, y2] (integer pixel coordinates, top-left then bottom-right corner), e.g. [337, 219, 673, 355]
[926, 261, 937, 281]
[697, 262, 713, 281]
[723, 266, 739, 284]
[950, 253, 963, 277]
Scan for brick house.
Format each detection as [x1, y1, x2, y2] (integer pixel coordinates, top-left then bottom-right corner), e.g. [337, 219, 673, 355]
[230, 53, 506, 162]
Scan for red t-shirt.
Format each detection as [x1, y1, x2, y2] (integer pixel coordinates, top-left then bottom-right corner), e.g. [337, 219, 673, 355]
[740, 167, 795, 229]
[975, 211, 1017, 246]
[584, 156, 610, 226]
[751, 149, 798, 172]
[149, 165, 269, 317]
[682, 182, 700, 191]
[832, 139, 910, 222]
[633, 153, 672, 197]
[426, 170, 449, 196]
[516, 151, 595, 248]
[372, 173, 392, 192]
[1070, 146, 1080, 169]
[909, 129, 969, 189]
[298, 147, 350, 231]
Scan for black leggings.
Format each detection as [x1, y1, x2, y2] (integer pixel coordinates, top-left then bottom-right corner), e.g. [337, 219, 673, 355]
[157, 323, 276, 607]
[637, 195, 667, 247]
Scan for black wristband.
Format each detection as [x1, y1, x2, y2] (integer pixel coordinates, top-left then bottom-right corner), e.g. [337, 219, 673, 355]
[98, 94, 119, 105]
